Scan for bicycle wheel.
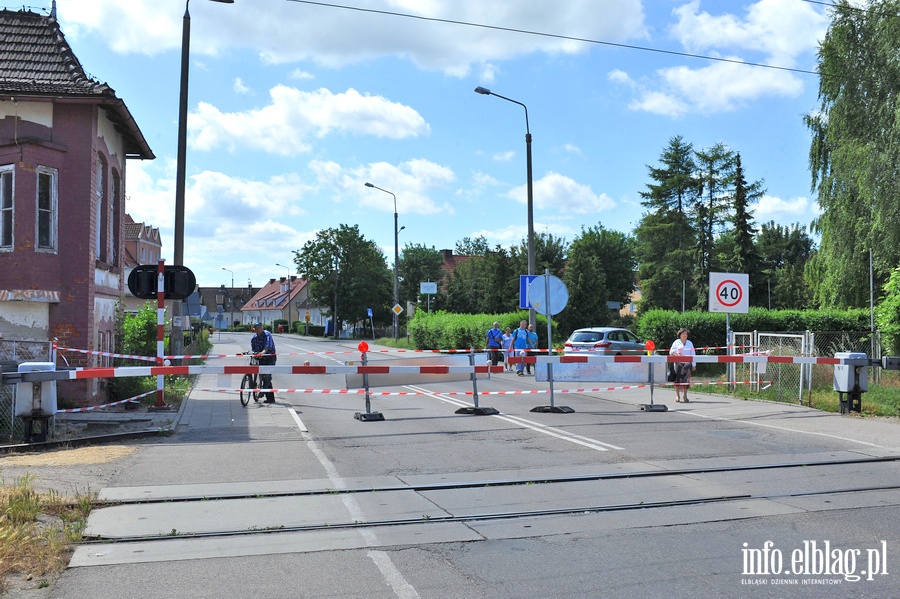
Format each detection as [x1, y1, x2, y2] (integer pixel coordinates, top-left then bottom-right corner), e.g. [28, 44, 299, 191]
[240, 374, 253, 406]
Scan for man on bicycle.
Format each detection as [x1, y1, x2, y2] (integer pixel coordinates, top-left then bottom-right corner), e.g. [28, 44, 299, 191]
[251, 322, 277, 403]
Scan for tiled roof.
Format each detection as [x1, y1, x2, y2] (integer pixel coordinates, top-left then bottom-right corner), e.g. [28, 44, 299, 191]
[0, 9, 154, 159]
[123, 222, 143, 240]
[0, 9, 111, 96]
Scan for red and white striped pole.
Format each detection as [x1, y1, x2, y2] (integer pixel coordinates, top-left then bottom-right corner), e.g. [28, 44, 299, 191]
[153, 259, 167, 408]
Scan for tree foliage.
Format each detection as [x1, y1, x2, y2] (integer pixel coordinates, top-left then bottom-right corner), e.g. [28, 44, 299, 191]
[635, 136, 779, 312]
[398, 243, 445, 308]
[806, 0, 900, 307]
[293, 224, 392, 329]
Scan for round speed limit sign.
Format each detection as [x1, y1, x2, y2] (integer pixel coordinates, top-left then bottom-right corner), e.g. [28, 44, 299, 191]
[708, 272, 749, 313]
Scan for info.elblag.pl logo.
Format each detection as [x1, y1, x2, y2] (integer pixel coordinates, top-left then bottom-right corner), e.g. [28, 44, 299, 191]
[742, 540, 889, 584]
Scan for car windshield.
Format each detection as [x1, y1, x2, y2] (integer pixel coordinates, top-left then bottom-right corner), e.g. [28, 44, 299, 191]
[571, 332, 602, 343]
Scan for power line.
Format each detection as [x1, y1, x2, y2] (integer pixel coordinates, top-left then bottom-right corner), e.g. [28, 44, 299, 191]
[286, 0, 820, 77]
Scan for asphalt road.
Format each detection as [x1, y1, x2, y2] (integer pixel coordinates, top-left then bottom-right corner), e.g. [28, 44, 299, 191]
[44, 332, 900, 598]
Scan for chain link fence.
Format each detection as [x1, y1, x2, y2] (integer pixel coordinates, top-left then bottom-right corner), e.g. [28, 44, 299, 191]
[731, 330, 881, 405]
[1, 340, 53, 440]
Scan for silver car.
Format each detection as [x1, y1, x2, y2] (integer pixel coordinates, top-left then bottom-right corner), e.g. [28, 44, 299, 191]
[563, 327, 646, 355]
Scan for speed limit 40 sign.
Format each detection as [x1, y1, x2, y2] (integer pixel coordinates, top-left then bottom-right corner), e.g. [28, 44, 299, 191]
[708, 272, 749, 314]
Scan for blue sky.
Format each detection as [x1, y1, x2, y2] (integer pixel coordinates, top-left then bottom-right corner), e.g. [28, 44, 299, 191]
[49, 0, 828, 288]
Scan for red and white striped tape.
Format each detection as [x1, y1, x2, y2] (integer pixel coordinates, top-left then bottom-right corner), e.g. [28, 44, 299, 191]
[54, 390, 156, 413]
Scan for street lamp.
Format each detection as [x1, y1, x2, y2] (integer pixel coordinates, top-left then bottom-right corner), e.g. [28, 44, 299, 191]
[221, 267, 233, 329]
[365, 182, 401, 339]
[474, 86, 535, 326]
[275, 262, 292, 332]
[172, 0, 234, 358]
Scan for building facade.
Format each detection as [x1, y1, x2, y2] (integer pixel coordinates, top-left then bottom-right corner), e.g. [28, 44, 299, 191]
[0, 8, 154, 404]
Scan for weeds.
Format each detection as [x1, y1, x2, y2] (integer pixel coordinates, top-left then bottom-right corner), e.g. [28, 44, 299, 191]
[0, 473, 95, 593]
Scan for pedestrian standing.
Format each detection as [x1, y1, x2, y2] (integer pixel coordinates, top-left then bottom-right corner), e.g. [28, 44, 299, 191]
[502, 326, 513, 372]
[512, 320, 529, 376]
[525, 324, 538, 375]
[486, 322, 504, 366]
[669, 328, 696, 402]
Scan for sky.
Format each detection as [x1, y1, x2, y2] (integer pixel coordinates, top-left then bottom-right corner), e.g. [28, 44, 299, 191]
[42, 0, 830, 288]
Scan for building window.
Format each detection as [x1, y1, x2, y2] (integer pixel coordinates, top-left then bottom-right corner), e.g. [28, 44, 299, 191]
[0, 166, 12, 250]
[141, 246, 146, 262]
[110, 170, 120, 265]
[36, 167, 58, 252]
[95, 156, 107, 261]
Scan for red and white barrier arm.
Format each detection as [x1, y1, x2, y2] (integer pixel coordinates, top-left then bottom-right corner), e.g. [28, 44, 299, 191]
[61, 364, 506, 380]
[543, 354, 841, 365]
[196, 384, 652, 396]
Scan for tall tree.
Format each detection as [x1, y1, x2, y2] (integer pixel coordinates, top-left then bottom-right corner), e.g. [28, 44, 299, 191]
[398, 243, 445, 308]
[756, 222, 814, 309]
[510, 232, 568, 278]
[693, 142, 736, 306]
[635, 136, 700, 311]
[293, 224, 392, 329]
[715, 153, 765, 305]
[558, 224, 634, 333]
[805, 0, 900, 307]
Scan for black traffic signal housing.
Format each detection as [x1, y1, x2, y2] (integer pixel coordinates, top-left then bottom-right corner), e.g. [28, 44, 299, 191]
[127, 265, 197, 300]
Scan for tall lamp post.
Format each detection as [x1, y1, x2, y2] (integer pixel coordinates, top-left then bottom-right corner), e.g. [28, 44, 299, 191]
[221, 267, 233, 329]
[474, 86, 535, 326]
[365, 182, 401, 339]
[172, 0, 234, 358]
[275, 262, 292, 332]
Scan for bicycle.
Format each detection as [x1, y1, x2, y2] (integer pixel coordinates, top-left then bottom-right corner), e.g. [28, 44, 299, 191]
[239, 352, 261, 406]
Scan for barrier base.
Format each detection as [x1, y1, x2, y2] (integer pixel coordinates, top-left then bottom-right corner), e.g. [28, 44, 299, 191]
[639, 403, 668, 412]
[530, 405, 575, 413]
[455, 406, 500, 416]
[355, 411, 385, 422]
[148, 404, 175, 412]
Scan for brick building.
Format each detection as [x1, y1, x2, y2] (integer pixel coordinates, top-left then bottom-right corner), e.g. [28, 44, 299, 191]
[0, 7, 154, 404]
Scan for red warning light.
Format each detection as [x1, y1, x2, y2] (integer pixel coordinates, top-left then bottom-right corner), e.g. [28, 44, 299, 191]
[358, 341, 369, 353]
[645, 340, 656, 352]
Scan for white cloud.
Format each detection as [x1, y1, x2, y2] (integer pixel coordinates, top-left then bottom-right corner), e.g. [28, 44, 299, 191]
[507, 172, 615, 214]
[309, 158, 456, 216]
[562, 143, 583, 156]
[752, 194, 821, 227]
[493, 150, 515, 162]
[612, 0, 826, 116]
[188, 85, 430, 155]
[59, 0, 647, 76]
[671, 0, 827, 65]
[233, 77, 251, 94]
[288, 68, 315, 80]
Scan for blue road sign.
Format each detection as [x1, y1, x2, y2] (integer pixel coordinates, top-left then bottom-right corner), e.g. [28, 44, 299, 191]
[519, 275, 539, 309]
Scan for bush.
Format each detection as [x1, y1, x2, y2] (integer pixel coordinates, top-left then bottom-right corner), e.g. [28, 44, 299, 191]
[407, 311, 561, 349]
[876, 266, 900, 354]
[636, 307, 872, 351]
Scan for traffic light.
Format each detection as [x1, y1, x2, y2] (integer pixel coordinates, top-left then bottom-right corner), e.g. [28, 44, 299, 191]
[127, 265, 197, 300]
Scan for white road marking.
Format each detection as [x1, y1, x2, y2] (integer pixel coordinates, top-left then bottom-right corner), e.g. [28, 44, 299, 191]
[300, 422, 419, 598]
[406, 385, 623, 452]
[684, 410, 886, 448]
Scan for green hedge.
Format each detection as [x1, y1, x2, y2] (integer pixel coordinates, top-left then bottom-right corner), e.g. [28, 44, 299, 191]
[408, 311, 560, 350]
[636, 308, 872, 352]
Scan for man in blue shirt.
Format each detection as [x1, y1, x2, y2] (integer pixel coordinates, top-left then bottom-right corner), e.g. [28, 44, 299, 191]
[485, 321, 503, 366]
[251, 322, 277, 403]
[511, 320, 529, 376]
[525, 324, 538, 375]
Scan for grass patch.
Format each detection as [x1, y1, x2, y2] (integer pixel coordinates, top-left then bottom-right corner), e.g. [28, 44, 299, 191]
[374, 337, 415, 350]
[0, 474, 95, 593]
[692, 369, 900, 418]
